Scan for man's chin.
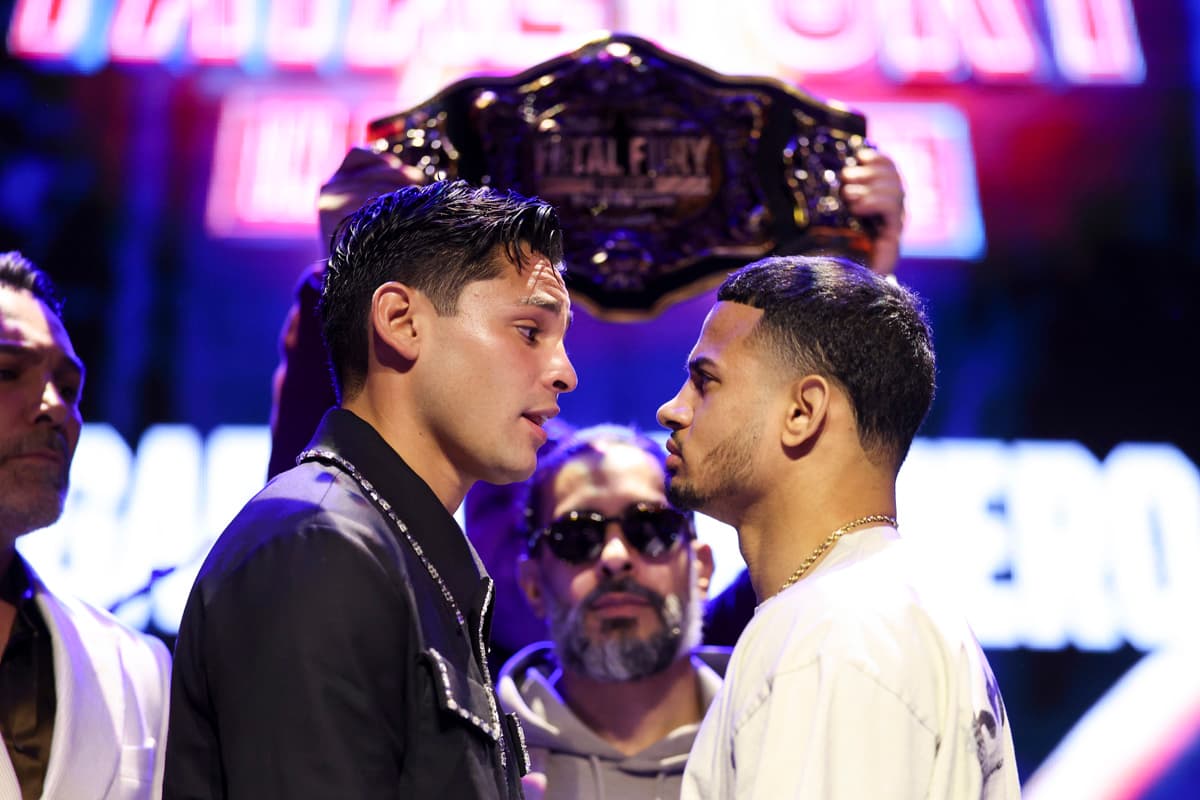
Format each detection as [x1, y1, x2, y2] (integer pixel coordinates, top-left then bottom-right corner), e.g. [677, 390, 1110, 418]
[479, 458, 536, 487]
[665, 481, 705, 513]
[0, 497, 65, 538]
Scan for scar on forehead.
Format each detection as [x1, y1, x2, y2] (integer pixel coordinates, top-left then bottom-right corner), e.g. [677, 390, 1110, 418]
[527, 259, 567, 285]
[519, 289, 574, 328]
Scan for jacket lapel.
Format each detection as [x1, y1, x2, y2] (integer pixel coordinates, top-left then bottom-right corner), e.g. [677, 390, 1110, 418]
[0, 746, 21, 800]
[32, 573, 122, 800]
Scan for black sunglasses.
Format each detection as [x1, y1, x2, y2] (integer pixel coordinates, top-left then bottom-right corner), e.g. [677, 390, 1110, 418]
[527, 503, 695, 565]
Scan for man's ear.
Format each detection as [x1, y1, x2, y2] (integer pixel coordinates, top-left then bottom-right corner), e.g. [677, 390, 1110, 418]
[692, 541, 715, 603]
[516, 555, 547, 618]
[370, 281, 423, 362]
[781, 374, 831, 449]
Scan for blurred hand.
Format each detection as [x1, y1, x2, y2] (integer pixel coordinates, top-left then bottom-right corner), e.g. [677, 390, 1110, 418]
[841, 147, 906, 276]
[318, 146, 427, 250]
[521, 771, 548, 800]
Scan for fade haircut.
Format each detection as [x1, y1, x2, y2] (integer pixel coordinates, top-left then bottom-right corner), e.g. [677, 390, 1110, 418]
[320, 179, 563, 401]
[523, 424, 669, 535]
[718, 255, 936, 472]
[0, 251, 64, 318]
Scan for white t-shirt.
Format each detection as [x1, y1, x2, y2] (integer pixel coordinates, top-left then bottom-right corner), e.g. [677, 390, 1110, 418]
[683, 526, 1021, 799]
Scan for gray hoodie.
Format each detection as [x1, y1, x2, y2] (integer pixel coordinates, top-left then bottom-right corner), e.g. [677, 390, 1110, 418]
[497, 643, 730, 800]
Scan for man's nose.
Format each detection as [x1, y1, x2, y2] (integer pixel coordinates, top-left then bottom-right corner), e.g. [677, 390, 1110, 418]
[657, 389, 691, 431]
[549, 343, 578, 394]
[597, 526, 634, 576]
[36, 379, 70, 426]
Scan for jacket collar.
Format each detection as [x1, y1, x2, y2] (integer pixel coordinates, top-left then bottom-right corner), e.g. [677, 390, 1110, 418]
[301, 408, 488, 618]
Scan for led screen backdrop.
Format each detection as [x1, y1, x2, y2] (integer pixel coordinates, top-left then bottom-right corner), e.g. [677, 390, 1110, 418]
[2, 0, 1198, 792]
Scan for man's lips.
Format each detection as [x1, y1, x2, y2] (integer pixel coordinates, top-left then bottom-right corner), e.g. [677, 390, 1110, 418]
[21, 449, 63, 460]
[2, 432, 69, 464]
[590, 592, 652, 611]
[522, 407, 559, 428]
[4, 448, 65, 466]
[522, 408, 560, 444]
[664, 441, 682, 471]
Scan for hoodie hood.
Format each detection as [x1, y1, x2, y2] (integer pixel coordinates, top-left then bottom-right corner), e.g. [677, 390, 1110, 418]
[497, 642, 729, 799]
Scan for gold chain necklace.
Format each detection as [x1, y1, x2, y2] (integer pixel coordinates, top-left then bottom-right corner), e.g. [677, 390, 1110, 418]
[776, 514, 898, 595]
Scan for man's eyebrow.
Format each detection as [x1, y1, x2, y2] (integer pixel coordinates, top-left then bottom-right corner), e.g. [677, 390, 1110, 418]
[0, 342, 33, 360]
[687, 356, 716, 375]
[0, 342, 85, 376]
[519, 296, 574, 330]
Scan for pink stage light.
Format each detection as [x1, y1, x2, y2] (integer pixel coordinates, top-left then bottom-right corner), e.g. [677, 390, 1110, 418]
[958, 0, 1043, 80]
[7, 0, 95, 60]
[109, 0, 188, 62]
[190, 0, 258, 65]
[7, 0, 1149, 88]
[1046, 0, 1146, 84]
[203, 90, 986, 260]
[858, 102, 986, 259]
[877, 0, 964, 81]
[206, 91, 353, 238]
[744, 0, 877, 74]
[265, 0, 342, 68]
[341, 0, 426, 71]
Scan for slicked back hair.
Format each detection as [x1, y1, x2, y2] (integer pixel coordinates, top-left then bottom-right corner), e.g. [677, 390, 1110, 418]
[717, 255, 936, 472]
[523, 424, 670, 536]
[320, 179, 564, 401]
[0, 251, 64, 319]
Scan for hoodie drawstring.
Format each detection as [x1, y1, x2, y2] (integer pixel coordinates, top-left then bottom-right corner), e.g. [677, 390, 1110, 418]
[588, 754, 606, 800]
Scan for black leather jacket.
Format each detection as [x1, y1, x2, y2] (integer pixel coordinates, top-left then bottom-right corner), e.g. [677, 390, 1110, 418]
[165, 409, 527, 798]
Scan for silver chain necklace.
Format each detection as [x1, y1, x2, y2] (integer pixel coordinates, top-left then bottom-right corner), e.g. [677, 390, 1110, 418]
[299, 447, 511, 771]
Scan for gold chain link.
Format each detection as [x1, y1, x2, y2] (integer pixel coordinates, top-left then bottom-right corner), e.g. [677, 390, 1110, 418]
[776, 514, 898, 595]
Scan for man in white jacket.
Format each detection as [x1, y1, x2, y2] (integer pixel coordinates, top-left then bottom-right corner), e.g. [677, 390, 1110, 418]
[0, 251, 171, 800]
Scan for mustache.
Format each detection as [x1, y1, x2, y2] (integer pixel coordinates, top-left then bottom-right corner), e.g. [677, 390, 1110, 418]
[0, 430, 69, 461]
[582, 576, 665, 612]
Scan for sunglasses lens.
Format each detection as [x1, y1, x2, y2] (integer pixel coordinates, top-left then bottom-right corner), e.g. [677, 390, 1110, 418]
[544, 514, 606, 564]
[624, 507, 690, 558]
[535, 507, 692, 564]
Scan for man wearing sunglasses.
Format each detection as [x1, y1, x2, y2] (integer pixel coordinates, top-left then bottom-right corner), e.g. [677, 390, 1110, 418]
[659, 255, 1021, 798]
[499, 425, 724, 800]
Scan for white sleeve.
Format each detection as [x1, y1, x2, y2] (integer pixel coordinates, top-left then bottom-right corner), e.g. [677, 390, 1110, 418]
[731, 659, 939, 800]
[147, 634, 172, 800]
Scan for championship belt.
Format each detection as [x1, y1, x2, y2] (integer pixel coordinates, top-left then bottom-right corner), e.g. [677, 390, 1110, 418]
[368, 34, 874, 320]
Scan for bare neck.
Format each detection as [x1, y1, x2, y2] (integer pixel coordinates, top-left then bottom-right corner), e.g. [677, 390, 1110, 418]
[0, 547, 17, 653]
[341, 394, 468, 513]
[0, 546, 13, 581]
[555, 656, 704, 756]
[736, 460, 897, 603]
